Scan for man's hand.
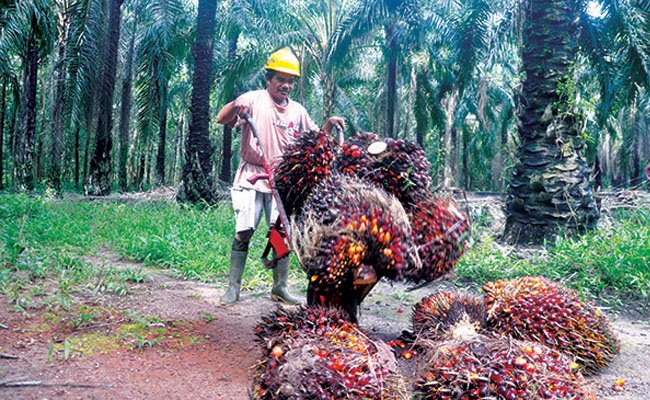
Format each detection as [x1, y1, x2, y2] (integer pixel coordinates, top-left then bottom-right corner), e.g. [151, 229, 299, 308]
[216, 99, 251, 126]
[323, 117, 346, 143]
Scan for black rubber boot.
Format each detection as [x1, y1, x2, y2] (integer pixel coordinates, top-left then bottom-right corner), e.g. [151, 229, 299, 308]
[220, 250, 247, 304]
[271, 257, 301, 304]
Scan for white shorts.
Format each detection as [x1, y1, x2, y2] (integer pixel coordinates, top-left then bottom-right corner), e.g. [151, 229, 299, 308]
[231, 186, 279, 233]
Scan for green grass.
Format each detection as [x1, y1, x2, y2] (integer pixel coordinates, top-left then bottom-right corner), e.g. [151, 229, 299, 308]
[456, 208, 650, 311]
[1, 193, 648, 313]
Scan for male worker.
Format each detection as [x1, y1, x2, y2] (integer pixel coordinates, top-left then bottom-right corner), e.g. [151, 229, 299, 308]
[216, 48, 344, 304]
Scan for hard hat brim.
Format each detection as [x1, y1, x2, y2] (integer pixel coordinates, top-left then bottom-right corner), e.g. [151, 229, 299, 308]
[265, 66, 300, 77]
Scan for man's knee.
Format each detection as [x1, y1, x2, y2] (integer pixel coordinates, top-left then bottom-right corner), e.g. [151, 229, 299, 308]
[234, 229, 254, 247]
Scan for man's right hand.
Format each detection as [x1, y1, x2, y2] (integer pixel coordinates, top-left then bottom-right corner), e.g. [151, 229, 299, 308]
[216, 99, 251, 126]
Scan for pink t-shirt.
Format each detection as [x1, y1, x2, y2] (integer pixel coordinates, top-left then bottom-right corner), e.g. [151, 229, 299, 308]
[232, 90, 317, 193]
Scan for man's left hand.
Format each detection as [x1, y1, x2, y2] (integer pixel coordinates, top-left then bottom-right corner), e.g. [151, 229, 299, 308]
[323, 117, 346, 143]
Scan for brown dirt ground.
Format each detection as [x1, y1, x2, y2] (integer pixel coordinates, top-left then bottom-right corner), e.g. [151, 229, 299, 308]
[1, 250, 649, 400]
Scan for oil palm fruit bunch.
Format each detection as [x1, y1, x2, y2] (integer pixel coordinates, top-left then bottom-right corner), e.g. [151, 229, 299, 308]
[295, 175, 417, 322]
[405, 196, 469, 283]
[273, 130, 338, 216]
[366, 138, 432, 209]
[412, 292, 485, 341]
[413, 332, 595, 400]
[252, 306, 409, 400]
[332, 131, 381, 176]
[334, 134, 431, 210]
[483, 276, 620, 374]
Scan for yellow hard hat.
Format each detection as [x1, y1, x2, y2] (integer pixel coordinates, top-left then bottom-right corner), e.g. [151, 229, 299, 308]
[265, 48, 301, 77]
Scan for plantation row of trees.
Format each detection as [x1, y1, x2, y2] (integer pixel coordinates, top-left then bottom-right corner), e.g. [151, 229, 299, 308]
[0, 0, 649, 242]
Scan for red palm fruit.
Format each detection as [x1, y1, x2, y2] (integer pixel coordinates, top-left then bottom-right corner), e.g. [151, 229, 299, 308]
[273, 129, 338, 216]
[483, 276, 620, 374]
[412, 292, 486, 341]
[252, 306, 408, 400]
[413, 321, 595, 400]
[406, 196, 470, 283]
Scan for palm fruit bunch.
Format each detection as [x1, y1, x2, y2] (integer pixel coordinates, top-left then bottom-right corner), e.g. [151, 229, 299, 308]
[252, 306, 409, 400]
[412, 291, 485, 341]
[405, 196, 470, 283]
[413, 333, 595, 400]
[482, 276, 620, 374]
[273, 129, 338, 216]
[297, 176, 415, 288]
[332, 131, 381, 176]
[334, 133, 431, 210]
[294, 175, 417, 321]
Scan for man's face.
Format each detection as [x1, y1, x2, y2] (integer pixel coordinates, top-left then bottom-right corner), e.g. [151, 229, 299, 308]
[266, 72, 297, 105]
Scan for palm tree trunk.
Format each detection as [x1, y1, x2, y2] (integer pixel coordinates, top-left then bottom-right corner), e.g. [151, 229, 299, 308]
[179, 0, 218, 203]
[503, 0, 599, 244]
[0, 77, 6, 189]
[219, 34, 238, 184]
[89, 0, 124, 195]
[321, 70, 336, 123]
[385, 22, 398, 138]
[15, 32, 39, 191]
[441, 86, 459, 189]
[49, 30, 68, 193]
[118, 6, 138, 192]
[155, 78, 169, 186]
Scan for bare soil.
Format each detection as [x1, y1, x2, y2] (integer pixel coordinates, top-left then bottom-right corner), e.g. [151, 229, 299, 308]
[1, 250, 648, 400]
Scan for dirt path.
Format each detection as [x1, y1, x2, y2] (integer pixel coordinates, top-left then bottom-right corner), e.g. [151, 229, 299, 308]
[1, 252, 648, 399]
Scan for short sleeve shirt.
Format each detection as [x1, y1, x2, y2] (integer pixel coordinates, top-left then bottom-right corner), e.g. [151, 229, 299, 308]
[233, 89, 317, 193]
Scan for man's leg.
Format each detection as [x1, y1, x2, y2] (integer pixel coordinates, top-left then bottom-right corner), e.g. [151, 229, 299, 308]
[220, 186, 258, 305]
[219, 233, 251, 304]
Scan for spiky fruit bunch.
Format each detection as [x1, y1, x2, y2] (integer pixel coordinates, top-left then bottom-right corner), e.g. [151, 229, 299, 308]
[413, 334, 595, 400]
[483, 276, 620, 374]
[412, 292, 485, 341]
[296, 175, 417, 322]
[332, 131, 381, 176]
[299, 176, 415, 290]
[252, 306, 408, 400]
[273, 130, 338, 216]
[405, 196, 470, 283]
[335, 135, 431, 210]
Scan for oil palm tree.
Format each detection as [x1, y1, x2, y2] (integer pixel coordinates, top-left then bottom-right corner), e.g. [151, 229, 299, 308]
[87, 0, 124, 195]
[179, 0, 217, 203]
[0, 0, 55, 191]
[504, 0, 650, 243]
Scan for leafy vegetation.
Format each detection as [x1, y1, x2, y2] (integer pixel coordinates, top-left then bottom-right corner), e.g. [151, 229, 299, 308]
[1, 193, 647, 313]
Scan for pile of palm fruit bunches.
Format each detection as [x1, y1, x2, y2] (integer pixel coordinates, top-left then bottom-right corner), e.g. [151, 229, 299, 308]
[251, 130, 619, 399]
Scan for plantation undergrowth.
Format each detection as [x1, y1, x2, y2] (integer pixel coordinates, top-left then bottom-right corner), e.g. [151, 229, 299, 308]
[0, 193, 648, 314]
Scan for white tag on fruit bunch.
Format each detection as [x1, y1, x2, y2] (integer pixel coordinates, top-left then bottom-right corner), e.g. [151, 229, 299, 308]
[367, 141, 387, 155]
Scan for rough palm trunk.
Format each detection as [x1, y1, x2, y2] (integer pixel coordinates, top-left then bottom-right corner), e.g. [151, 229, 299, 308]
[321, 70, 336, 123]
[118, 7, 138, 192]
[155, 78, 169, 186]
[88, 0, 124, 195]
[503, 0, 599, 244]
[15, 33, 39, 191]
[0, 78, 6, 189]
[219, 34, 238, 184]
[441, 86, 459, 189]
[179, 0, 218, 203]
[49, 26, 68, 193]
[385, 22, 398, 138]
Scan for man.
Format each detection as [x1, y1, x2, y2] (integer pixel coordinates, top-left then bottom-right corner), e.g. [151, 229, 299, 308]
[216, 48, 344, 304]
